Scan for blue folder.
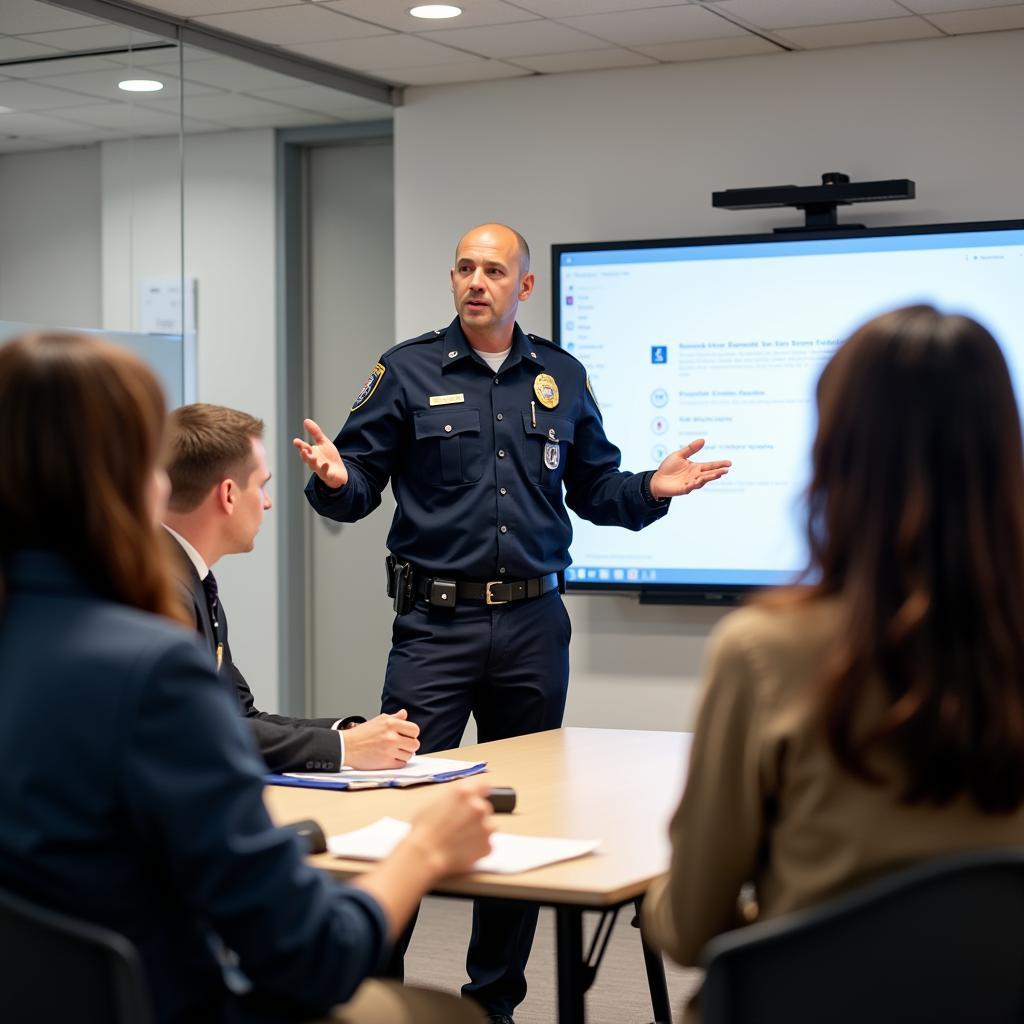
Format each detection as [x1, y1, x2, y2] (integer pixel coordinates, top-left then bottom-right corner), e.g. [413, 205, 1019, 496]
[266, 761, 487, 791]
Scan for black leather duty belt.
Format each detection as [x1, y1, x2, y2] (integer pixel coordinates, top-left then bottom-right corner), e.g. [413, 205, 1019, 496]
[415, 571, 561, 607]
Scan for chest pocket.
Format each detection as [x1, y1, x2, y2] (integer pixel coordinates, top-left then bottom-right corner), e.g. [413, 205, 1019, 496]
[413, 408, 483, 485]
[522, 411, 575, 492]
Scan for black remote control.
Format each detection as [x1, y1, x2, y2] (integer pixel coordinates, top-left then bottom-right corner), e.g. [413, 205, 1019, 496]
[487, 787, 517, 813]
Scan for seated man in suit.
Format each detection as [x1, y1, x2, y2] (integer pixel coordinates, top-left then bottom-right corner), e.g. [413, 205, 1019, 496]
[164, 402, 419, 774]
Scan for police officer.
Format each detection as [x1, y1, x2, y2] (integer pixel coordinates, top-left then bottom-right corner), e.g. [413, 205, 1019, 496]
[294, 223, 730, 1023]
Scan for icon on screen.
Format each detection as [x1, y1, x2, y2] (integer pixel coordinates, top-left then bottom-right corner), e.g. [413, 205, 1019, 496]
[613, 569, 624, 581]
[626, 569, 639, 581]
[598, 569, 610, 580]
[651, 345, 667, 364]
[650, 388, 668, 408]
[651, 417, 668, 435]
[651, 444, 667, 461]
[565, 295, 574, 306]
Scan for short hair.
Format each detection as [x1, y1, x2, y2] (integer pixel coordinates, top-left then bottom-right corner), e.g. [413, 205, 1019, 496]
[456, 223, 531, 274]
[166, 403, 264, 513]
[0, 331, 182, 621]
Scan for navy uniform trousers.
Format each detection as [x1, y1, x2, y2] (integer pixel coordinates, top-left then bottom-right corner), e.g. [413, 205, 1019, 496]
[381, 587, 571, 1014]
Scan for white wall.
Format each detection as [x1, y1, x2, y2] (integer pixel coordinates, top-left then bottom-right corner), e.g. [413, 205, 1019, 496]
[102, 129, 281, 711]
[393, 30, 1024, 731]
[0, 146, 101, 329]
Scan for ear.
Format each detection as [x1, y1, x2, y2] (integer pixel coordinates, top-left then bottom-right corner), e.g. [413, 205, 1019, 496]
[450, 266, 456, 294]
[519, 272, 535, 302]
[216, 478, 236, 516]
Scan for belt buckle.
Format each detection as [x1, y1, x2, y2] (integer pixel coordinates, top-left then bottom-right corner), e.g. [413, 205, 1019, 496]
[485, 581, 507, 605]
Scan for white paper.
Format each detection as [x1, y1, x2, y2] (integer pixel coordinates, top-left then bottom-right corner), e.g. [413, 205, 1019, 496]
[327, 817, 600, 874]
[286, 756, 486, 784]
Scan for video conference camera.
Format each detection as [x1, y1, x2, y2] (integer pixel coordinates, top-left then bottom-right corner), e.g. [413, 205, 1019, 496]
[712, 171, 916, 232]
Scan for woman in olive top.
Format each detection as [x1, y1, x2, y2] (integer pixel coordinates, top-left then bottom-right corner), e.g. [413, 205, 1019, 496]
[643, 306, 1024, 1019]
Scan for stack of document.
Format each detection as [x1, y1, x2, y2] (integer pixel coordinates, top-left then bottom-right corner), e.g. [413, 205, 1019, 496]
[266, 756, 487, 791]
[328, 817, 601, 874]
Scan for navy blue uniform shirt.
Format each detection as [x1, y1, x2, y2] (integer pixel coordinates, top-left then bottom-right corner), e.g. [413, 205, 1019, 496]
[305, 317, 670, 579]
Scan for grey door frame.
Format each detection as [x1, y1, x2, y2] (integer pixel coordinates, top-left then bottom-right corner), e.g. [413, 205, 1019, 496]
[275, 121, 394, 717]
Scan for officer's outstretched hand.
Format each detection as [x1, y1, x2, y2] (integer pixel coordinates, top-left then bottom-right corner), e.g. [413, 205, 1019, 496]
[649, 438, 731, 498]
[293, 417, 348, 489]
[344, 709, 421, 770]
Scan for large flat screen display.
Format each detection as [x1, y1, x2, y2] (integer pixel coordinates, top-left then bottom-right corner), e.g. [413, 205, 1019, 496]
[553, 220, 1024, 602]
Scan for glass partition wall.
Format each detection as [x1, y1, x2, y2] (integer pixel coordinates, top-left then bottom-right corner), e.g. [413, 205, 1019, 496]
[0, 0, 186, 400]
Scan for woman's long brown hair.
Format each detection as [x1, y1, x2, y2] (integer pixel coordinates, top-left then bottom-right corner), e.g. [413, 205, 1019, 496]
[0, 331, 185, 623]
[782, 305, 1024, 811]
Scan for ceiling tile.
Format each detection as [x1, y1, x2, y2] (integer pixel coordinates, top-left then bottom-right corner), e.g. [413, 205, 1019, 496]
[56, 101, 182, 130]
[0, 55, 124, 79]
[21, 26, 165, 53]
[0, 35, 60, 61]
[194, 6, 389, 45]
[0, 109, 101, 135]
[0, 78, 102, 111]
[22, 68, 220, 101]
[144, 90, 313, 120]
[511, 0, 694, 14]
[104, 46, 210, 68]
[322, 0, 540, 31]
[163, 56, 306, 92]
[131, 0, 303, 15]
[714, 0, 908, 29]
[246, 82, 391, 115]
[217, 108, 333, 127]
[927, 5, 1024, 31]
[899, 0, 1021, 9]
[558, 6, 749, 46]
[633, 35, 782, 61]
[417, 20, 608, 57]
[0, 0, 105, 35]
[777, 16, 944, 47]
[386, 59, 532, 84]
[289, 33, 475, 68]
[509, 47, 657, 72]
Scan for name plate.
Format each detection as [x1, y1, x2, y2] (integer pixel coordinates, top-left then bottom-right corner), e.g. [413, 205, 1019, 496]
[429, 393, 465, 406]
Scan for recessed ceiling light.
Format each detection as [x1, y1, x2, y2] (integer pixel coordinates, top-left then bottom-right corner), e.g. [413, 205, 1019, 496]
[118, 79, 164, 93]
[409, 4, 462, 18]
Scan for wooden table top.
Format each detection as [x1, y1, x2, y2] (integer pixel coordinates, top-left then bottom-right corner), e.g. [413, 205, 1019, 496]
[265, 727, 691, 907]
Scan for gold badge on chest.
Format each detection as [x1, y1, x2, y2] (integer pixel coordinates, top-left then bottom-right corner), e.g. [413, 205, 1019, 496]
[533, 373, 559, 409]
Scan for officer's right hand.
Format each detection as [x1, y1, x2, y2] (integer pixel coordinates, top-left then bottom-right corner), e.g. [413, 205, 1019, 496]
[293, 417, 348, 489]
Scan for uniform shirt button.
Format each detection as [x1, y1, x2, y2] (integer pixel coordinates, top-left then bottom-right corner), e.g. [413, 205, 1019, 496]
[500, 525, 508, 534]
[493, 377, 500, 385]
[499, 487, 507, 496]
[499, 567, 507, 574]
[444, 424, 452, 432]
[497, 449, 505, 458]
[448, 349, 458, 357]
[496, 413, 503, 421]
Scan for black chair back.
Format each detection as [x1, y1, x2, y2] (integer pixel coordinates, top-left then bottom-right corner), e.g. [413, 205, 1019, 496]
[0, 887, 155, 1024]
[700, 847, 1024, 1024]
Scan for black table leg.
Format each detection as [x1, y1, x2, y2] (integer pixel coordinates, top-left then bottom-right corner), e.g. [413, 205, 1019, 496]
[634, 896, 673, 1023]
[555, 905, 586, 1024]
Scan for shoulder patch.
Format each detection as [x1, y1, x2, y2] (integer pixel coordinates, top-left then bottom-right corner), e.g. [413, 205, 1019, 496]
[352, 362, 386, 411]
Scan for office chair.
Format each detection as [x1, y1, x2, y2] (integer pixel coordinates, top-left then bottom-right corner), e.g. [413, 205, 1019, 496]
[0, 887, 155, 1024]
[699, 847, 1024, 1024]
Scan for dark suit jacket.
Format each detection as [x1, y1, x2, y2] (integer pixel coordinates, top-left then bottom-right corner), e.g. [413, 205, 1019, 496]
[0, 550, 387, 1024]
[167, 537, 345, 773]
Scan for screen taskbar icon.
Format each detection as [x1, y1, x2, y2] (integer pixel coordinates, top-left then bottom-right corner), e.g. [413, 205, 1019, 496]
[567, 567, 654, 583]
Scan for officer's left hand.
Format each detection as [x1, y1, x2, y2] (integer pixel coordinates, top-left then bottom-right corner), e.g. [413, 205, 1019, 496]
[650, 439, 731, 498]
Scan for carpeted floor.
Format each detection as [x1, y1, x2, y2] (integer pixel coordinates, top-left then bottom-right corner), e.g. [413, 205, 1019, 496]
[404, 895, 702, 1023]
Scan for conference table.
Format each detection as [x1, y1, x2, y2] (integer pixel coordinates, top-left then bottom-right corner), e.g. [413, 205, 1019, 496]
[264, 726, 692, 1024]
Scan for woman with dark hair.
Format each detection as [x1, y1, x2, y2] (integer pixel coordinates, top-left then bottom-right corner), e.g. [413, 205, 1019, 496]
[642, 306, 1024, 1005]
[0, 331, 491, 1024]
